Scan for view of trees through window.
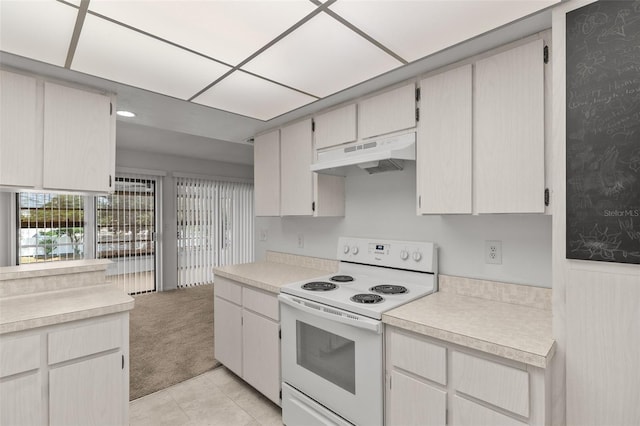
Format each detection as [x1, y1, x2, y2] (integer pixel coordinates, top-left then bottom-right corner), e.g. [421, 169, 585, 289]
[18, 193, 85, 263]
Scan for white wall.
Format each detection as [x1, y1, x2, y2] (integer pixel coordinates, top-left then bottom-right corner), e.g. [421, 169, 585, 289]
[116, 148, 253, 290]
[256, 162, 552, 287]
[0, 192, 13, 267]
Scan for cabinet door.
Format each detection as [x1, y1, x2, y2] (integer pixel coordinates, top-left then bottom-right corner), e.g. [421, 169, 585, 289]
[49, 351, 124, 426]
[417, 65, 472, 214]
[254, 130, 281, 216]
[359, 83, 416, 139]
[314, 104, 357, 150]
[242, 309, 280, 405]
[0, 70, 39, 188]
[0, 373, 42, 426]
[214, 296, 243, 376]
[474, 39, 545, 213]
[43, 82, 114, 192]
[452, 395, 527, 426]
[387, 371, 446, 426]
[280, 119, 314, 216]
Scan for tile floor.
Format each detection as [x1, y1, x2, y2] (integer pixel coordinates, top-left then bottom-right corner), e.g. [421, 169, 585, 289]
[129, 367, 283, 426]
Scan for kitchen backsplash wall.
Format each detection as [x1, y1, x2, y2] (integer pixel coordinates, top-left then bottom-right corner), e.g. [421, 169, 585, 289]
[256, 163, 552, 287]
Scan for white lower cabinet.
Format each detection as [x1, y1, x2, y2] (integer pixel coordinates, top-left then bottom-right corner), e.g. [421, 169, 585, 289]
[213, 296, 243, 376]
[49, 352, 124, 426]
[0, 313, 129, 426]
[214, 276, 281, 405]
[388, 370, 447, 426]
[385, 326, 550, 426]
[242, 309, 280, 404]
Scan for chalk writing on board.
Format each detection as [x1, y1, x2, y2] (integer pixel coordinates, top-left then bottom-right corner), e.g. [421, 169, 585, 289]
[566, 0, 640, 264]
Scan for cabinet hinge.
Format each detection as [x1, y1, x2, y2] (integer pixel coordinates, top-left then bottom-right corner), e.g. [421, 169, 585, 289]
[312, 201, 316, 212]
[544, 188, 550, 206]
[279, 390, 282, 400]
[311, 119, 315, 132]
[415, 107, 420, 122]
[279, 329, 282, 339]
[110, 102, 113, 115]
[122, 354, 124, 370]
[543, 45, 549, 64]
[415, 87, 421, 102]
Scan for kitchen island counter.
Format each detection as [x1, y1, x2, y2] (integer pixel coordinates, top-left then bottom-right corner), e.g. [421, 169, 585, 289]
[213, 251, 338, 294]
[0, 259, 134, 334]
[383, 275, 555, 368]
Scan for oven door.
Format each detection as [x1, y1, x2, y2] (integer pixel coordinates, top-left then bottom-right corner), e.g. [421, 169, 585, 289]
[279, 294, 383, 426]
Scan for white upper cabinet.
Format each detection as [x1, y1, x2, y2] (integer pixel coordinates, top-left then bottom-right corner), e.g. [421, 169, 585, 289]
[0, 70, 116, 194]
[474, 39, 545, 213]
[314, 104, 357, 150]
[43, 82, 115, 193]
[281, 119, 314, 216]
[280, 119, 345, 217]
[417, 64, 473, 214]
[254, 130, 281, 216]
[0, 70, 39, 188]
[359, 83, 416, 139]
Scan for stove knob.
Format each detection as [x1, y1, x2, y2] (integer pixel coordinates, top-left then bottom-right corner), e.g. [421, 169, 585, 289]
[412, 251, 422, 262]
[343, 245, 350, 254]
[400, 250, 409, 260]
[351, 246, 359, 255]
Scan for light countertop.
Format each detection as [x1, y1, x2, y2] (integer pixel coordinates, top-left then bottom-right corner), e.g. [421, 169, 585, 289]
[0, 260, 134, 334]
[383, 276, 555, 368]
[214, 261, 334, 294]
[0, 259, 111, 281]
[0, 284, 134, 334]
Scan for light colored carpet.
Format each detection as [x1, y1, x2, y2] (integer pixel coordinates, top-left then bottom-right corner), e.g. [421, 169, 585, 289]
[129, 284, 220, 401]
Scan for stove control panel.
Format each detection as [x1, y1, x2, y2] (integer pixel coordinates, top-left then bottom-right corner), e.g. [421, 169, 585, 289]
[337, 237, 437, 273]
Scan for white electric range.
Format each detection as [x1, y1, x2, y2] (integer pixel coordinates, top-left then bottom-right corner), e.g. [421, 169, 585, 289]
[279, 237, 438, 426]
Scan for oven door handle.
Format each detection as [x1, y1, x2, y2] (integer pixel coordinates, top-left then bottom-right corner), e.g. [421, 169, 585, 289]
[279, 294, 382, 334]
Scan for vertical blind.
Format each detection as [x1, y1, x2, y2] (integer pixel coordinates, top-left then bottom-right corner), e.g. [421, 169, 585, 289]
[96, 175, 157, 295]
[176, 177, 254, 287]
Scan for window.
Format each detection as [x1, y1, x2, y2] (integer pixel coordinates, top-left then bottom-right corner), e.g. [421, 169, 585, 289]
[17, 192, 85, 264]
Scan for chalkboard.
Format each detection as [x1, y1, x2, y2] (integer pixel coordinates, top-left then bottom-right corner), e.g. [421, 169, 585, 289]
[566, 0, 640, 264]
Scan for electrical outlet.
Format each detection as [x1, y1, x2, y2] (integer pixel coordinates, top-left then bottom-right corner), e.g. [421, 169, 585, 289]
[485, 240, 502, 264]
[259, 229, 268, 242]
[297, 233, 304, 248]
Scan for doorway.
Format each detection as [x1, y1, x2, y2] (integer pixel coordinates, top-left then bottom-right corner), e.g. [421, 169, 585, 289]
[96, 175, 159, 294]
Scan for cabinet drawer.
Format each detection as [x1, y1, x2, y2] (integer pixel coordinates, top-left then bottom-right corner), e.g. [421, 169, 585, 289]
[243, 286, 279, 321]
[452, 351, 529, 417]
[389, 329, 446, 385]
[0, 334, 40, 378]
[452, 395, 527, 426]
[215, 277, 242, 305]
[48, 317, 122, 365]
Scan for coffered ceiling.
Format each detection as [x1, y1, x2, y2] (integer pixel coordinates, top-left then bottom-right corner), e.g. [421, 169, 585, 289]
[0, 0, 558, 163]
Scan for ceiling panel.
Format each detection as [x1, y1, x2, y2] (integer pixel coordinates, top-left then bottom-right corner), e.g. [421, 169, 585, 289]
[0, 0, 77, 67]
[72, 14, 232, 100]
[242, 12, 403, 98]
[329, 0, 559, 63]
[86, 0, 316, 66]
[192, 71, 316, 121]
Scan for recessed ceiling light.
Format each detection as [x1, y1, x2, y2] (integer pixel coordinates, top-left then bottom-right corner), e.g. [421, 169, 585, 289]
[116, 110, 136, 118]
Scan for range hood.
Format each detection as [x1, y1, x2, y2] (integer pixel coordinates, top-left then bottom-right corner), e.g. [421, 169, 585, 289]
[311, 132, 415, 175]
